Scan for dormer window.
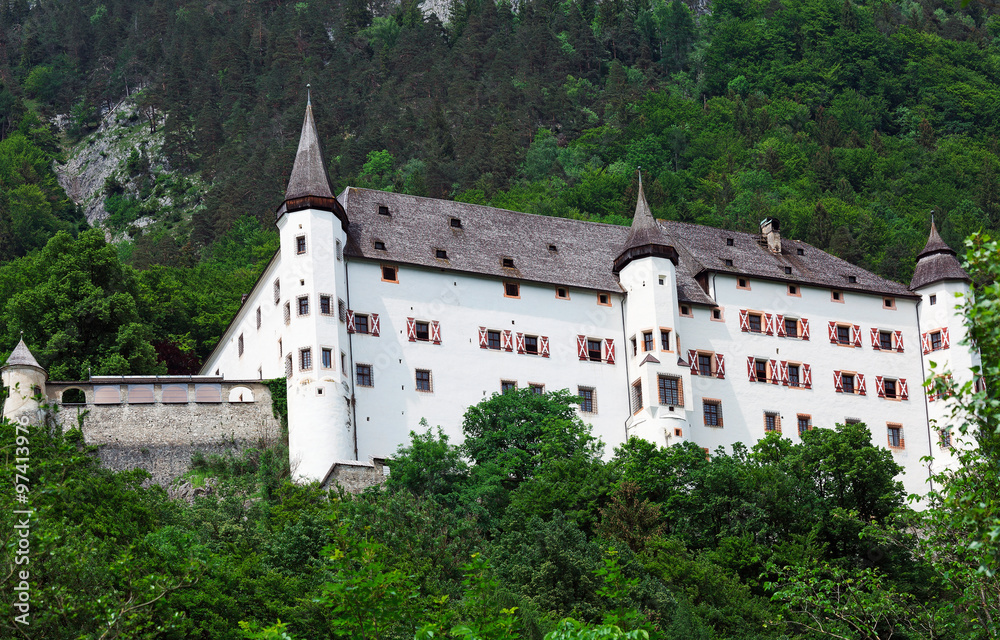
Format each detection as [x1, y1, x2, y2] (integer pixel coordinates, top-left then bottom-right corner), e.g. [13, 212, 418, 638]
[784, 267, 792, 274]
[378, 205, 390, 216]
[373, 241, 386, 250]
[436, 249, 448, 259]
[502, 257, 515, 269]
[548, 244, 557, 252]
[848, 275, 857, 283]
[450, 217, 462, 228]
[726, 238, 734, 246]
[797, 248, 805, 256]
[724, 259, 733, 266]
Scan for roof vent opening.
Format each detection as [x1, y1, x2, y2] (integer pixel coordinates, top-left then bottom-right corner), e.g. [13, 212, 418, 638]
[724, 259, 733, 266]
[378, 205, 390, 216]
[784, 266, 792, 274]
[436, 249, 448, 259]
[760, 218, 781, 254]
[797, 248, 804, 256]
[374, 241, 386, 250]
[548, 244, 557, 252]
[848, 275, 857, 283]
[502, 257, 515, 269]
[726, 238, 734, 246]
[450, 217, 462, 228]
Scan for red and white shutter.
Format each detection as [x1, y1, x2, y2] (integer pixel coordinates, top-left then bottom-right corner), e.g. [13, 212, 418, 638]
[875, 375, 885, 398]
[765, 313, 775, 336]
[769, 359, 779, 384]
[479, 327, 489, 349]
[942, 327, 950, 349]
[540, 336, 550, 358]
[853, 324, 862, 348]
[776, 314, 786, 337]
[347, 310, 356, 333]
[834, 370, 843, 392]
[430, 321, 441, 344]
[370, 313, 380, 337]
[801, 318, 810, 341]
[870, 327, 880, 350]
[779, 361, 789, 386]
[502, 330, 513, 352]
[899, 378, 908, 400]
[894, 330, 904, 352]
[515, 332, 525, 354]
[921, 332, 931, 354]
[747, 356, 757, 382]
[715, 354, 726, 379]
[406, 317, 416, 342]
[803, 364, 812, 389]
[857, 373, 867, 396]
[604, 338, 616, 364]
[688, 350, 699, 375]
[577, 335, 588, 360]
[828, 321, 838, 343]
[739, 309, 750, 332]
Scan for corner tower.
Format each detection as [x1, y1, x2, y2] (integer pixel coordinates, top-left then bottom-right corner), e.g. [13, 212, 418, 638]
[277, 93, 355, 481]
[2, 339, 47, 425]
[613, 178, 690, 446]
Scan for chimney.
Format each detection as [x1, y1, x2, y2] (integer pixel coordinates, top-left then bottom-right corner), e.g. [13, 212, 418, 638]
[760, 218, 781, 254]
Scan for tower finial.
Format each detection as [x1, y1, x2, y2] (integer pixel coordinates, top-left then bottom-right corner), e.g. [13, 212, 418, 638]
[638, 166, 642, 187]
[307, 83, 311, 106]
[931, 210, 935, 227]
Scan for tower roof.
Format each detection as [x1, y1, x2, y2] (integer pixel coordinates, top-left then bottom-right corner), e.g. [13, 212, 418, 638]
[613, 177, 678, 273]
[909, 221, 970, 290]
[284, 100, 335, 201]
[3, 339, 44, 371]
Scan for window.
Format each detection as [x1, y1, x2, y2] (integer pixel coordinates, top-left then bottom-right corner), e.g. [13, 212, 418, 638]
[797, 414, 811, 435]
[680, 305, 691, 316]
[884, 378, 897, 399]
[356, 364, 373, 387]
[549, 244, 558, 252]
[556, 287, 569, 299]
[296, 235, 306, 254]
[784, 266, 793, 275]
[887, 424, 903, 448]
[284, 354, 292, 378]
[297, 296, 309, 316]
[256, 307, 262, 329]
[598, 293, 611, 306]
[529, 383, 544, 395]
[501, 380, 517, 393]
[837, 325, 851, 345]
[643, 331, 654, 352]
[832, 290, 843, 302]
[883, 297, 895, 309]
[336, 240, 343, 260]
[879, 331, 892, 351]
[273, 279, 280, 304]
[378, 205, 390, 216]
[238, 334, 244, 356]
[658, 376, 681, 406]
[788, 364, 800, 387]
[727, 237, 734, 246]
[283, 302, 291, 325]
[785, 318, 798, 338]
[410, 321, 427, 341]
[698, 354, 712, 377]
[658, 276, 665, 285]
[788, 284, 799, 296]
[725, 259, 734, 266]
[322, 348, 333, 369]
[525, 335, 538, 355]
[278, 338, 282, 357]
[848, 275, 857, 284]
[929, 294, 937, 305]
[436, 249, 448, 259]
[451, 217, 462, 228]
[703, 399, 722, 426]
[738, 278, 750, 289]
[415, 369, 432, 392]
[487, 330, 501, 350]
[578, 387, 596, 413]
[930, 331, 942, 351]
[797, 248, 805, 255]
[341, 352, 346, 373]
[318, 295, 331, 316]
[374, 240, 386, 250]
[765, 412, 780, 432]
[382, 265, 398, 282]
[631, 380, 643, 413]
[631, 336, 638, 356]
[504, 282, 520, 298]
[355, 313, 369, 334]
[660, 329, 671, 350]
[940, 429, 952, 448]
[587, 339, 603, 362]
[842, 373, 855, 394]
[748, 313, 762, 332]
[300, 348, 312, 371]
[502, 257, 515, 269]
[755, 359, 768, 383]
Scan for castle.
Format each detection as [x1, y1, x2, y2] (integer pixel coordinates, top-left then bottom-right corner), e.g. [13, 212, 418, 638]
[2, 99, 980, 496]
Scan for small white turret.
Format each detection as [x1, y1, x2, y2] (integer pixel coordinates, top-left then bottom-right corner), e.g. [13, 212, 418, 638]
[2, 339, 48, 425]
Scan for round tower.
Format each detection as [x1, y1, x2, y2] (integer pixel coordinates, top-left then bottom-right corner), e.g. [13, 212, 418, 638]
[1, 339, 48, 425]
[613, 177, 689, 446]
[276, 92, 356, 482]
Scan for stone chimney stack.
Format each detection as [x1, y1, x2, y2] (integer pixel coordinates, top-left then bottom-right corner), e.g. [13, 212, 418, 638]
[760, 218, 781, 254]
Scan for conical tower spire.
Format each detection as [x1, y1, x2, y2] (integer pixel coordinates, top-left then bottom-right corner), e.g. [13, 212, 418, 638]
[613, 173, 678, 273]
[284, 92, 334, 202]
[909, 220, 970, 290]
[3, 338, 44, 372]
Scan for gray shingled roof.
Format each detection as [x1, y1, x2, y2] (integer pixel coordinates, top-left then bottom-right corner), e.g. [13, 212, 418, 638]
[283, 102, 334, 201]
[339, 188, 915, 304]
[909, 222, 970, 290]
[3, 339, 44, 371]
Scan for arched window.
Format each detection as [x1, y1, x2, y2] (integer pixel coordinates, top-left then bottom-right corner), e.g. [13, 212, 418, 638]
[161, 385, 188, 403]
[228, 386, 255, 403]
[128, 385, 154, 404]
[94, 386, 122, 404]
[195, 384, 222, 403]
[61, 388, 86, 404]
